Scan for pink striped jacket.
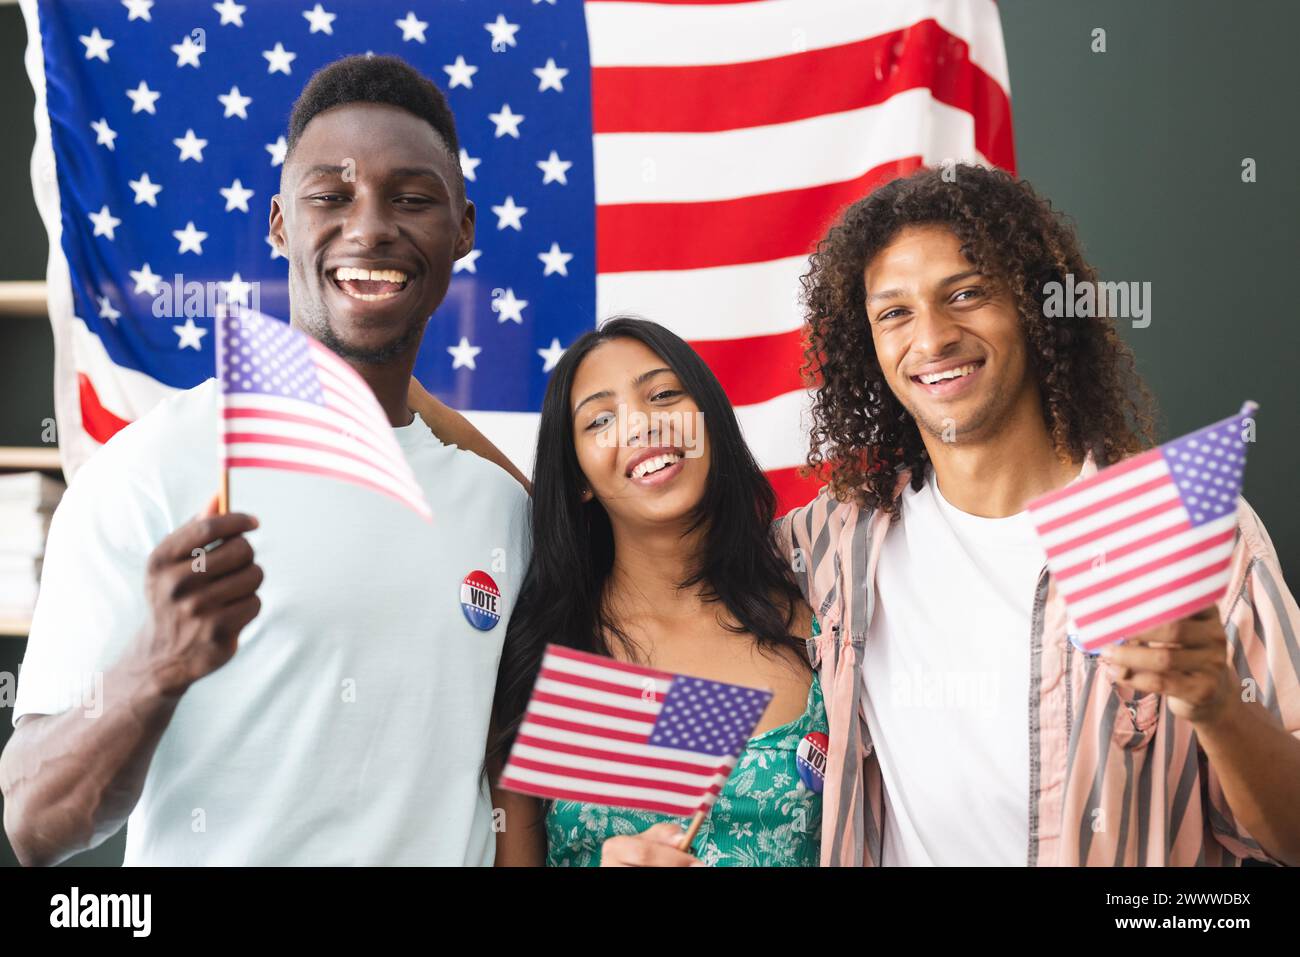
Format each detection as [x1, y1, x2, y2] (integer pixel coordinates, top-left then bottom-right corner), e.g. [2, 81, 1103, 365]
[774, 459, 1300, 866]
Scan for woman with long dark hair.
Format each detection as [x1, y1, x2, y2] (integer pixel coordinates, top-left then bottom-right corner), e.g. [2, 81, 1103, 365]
[412, 317, 825, 866]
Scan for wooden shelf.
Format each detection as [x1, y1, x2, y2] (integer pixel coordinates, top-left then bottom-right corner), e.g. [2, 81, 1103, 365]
[0, 446, 61, 470]
[0, 617, 31, 638]
[0, 281, 47, 318]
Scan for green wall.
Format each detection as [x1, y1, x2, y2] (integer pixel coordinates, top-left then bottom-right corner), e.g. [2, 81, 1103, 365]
[998, 0, 1298, 578]
[0, 4, 55, 449]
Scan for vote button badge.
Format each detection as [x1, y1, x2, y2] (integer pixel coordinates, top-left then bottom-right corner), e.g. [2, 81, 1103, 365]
[796, 731, 829, 794]
[460, 570, 502, 631]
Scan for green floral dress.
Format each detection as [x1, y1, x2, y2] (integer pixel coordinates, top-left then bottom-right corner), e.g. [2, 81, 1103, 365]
[545, 655, 827, 867]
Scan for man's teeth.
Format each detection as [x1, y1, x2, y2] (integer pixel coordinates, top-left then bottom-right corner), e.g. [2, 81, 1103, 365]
[918, 363, 979, 385]
[630, 452, 681, 479]
[334, 266, 409, 283]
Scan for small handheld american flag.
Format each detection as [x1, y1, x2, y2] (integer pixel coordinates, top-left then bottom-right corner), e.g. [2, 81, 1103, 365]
[500, 645, 774, 819]
[1027, 402, 1258, 651]
[216, 306, 432, 521]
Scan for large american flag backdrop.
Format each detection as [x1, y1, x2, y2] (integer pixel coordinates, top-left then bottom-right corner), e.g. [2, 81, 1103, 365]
[22, 0, 1014, 508]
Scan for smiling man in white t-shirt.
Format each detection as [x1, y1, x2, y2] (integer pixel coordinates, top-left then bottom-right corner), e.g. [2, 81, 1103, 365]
[0, 55, 528, 866]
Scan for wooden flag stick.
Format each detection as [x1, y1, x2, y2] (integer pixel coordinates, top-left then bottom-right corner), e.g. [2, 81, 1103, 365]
[215, 303, 229, 516]
[678, 810, 706, 853]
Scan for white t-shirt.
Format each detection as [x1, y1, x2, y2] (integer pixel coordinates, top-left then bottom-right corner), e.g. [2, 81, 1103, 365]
[15, 378, 530, 866]
[862, 468, 1044, 866]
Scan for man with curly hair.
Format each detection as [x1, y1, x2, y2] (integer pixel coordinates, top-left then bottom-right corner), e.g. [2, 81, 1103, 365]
[776, 163, 1300, 866]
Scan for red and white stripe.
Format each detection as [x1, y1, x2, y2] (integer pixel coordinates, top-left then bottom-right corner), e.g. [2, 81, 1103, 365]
[68, 317, 179, 449]
[499, 645, 738, 816]
[588, 0, 1016, 510]
[222, 324, 433, 521]
[1028, 450, 1237, 650]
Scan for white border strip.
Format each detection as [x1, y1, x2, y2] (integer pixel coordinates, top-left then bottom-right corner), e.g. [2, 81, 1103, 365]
[20, 0, 86, 479]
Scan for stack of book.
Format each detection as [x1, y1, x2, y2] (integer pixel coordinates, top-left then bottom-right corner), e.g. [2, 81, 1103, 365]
[0, 471, 65, 625]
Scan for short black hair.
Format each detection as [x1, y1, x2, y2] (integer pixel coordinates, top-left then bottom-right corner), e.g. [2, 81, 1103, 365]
[285, 54, 463, 188]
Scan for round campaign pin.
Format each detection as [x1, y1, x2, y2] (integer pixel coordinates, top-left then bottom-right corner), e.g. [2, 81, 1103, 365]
[796, 731, 829, 794]
[460, 570, 502, 631]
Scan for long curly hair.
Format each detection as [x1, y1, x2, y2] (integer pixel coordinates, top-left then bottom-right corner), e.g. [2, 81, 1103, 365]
[800, 164, 1156, 514]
